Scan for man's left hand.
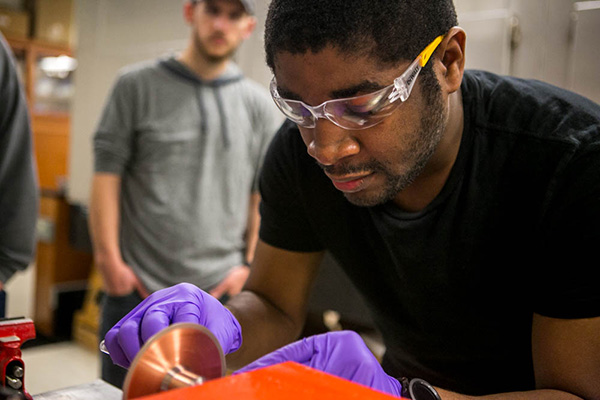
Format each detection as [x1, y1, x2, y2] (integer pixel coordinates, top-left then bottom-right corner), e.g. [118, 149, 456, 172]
[235, 330, 403, 397]
[209, 265, 250, 300]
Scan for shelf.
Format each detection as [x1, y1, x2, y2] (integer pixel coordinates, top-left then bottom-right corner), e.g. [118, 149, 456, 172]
[5, 36, 72, 60]
[7, 35, 75, 192]
[7, 36, 73, 106]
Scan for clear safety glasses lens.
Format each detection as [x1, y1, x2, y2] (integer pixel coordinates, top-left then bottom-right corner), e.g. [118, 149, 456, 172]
[323, 84, 401, 129]
[270, 35, 444, 130]
[270, 79, 400, 130]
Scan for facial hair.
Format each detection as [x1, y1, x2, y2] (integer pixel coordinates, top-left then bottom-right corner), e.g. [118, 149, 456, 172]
[321, 81, 446, 207]
[193, 30, 237, 63]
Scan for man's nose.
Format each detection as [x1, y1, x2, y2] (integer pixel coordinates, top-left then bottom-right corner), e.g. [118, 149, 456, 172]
[306, 120, 360, 166]
[213, 15, 231, 30]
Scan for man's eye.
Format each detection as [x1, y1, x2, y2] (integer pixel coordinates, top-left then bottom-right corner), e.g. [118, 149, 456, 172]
[229, 11, 244, 20]
[205, 5, 219, 15]
[345, 100, 377, 114]
[346, 107, 376, 116]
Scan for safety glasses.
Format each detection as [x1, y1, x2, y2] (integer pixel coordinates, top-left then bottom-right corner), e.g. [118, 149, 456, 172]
[270, 35, 444, 130]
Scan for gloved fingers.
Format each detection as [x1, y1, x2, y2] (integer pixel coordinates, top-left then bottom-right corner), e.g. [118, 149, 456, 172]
[139, 300, 239, 355]
[197, 294, 242, 354]
[205, 311, 242, 354]
[324, 331, 372, 358]
[170, 302, 204, 325]
[138, 283, 207, 339]
[117, 317, 144, 366]
[319, 331, 381, 373]
[139, 306, 177, 342]
[104, 327, 131, 368]
[319, 331, 403, 396]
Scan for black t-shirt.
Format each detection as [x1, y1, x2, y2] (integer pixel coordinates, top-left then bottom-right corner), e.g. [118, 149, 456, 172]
[258, 70, 600, 395]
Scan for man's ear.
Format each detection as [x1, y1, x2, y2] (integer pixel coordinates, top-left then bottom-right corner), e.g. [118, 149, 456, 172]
[183, 1, 195, 25]
[437, 27, 466, 94]
[241, 16, 257, 40]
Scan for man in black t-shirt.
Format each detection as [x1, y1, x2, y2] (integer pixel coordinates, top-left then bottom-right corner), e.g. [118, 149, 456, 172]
[103, 1, 600, 398]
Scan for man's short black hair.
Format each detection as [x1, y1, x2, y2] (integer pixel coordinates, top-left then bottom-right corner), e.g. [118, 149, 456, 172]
[265, 0, 458, 70]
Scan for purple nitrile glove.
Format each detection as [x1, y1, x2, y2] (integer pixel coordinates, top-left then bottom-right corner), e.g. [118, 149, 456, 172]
[104, 282, 242, 368]
[236, 330, 402, 397]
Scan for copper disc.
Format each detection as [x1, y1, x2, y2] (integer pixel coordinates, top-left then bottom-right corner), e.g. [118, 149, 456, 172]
[122, 323, 225, 399]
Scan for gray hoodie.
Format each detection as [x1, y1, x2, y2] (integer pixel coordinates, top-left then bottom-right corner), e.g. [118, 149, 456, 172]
[94, 56, 281, 292]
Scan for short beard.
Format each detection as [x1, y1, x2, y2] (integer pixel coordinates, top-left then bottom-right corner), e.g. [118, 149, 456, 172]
[193, 32, 237, 63]
[323, 77, 446, 207]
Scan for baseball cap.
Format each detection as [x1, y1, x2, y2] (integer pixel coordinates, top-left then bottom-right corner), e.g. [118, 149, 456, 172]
[238, 0, 255, 15]
[191, 0, 255, 15]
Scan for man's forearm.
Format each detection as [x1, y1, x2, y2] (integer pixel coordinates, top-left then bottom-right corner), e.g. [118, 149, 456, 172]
[225, 290, 302, 370]
[89, 173, 123, 269]
[244, 192, 261, 264]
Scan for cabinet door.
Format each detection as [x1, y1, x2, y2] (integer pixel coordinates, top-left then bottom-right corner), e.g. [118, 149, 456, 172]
[567, 2, 600, 104]
[31, 113, 70, 191]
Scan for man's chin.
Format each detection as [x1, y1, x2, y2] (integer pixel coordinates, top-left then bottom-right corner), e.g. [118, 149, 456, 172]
[342, 190, 391, 208]
[203, 50, 234, 63]
[195, 40, 237, 63]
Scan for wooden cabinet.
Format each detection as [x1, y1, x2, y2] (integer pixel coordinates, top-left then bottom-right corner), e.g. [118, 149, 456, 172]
[35, 194, 92, 337]
[30, 113, 70, 190]
[7, 36, 73, 192]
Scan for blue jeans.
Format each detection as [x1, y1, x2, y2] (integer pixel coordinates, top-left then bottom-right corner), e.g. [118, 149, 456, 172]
[99, 291, 143, 388]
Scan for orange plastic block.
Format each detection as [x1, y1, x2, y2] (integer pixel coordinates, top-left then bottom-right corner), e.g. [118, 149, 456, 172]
[137, 361, 406, 400]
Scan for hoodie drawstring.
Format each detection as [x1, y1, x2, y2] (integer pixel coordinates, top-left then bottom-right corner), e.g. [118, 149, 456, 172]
[159, 58, 242, 148]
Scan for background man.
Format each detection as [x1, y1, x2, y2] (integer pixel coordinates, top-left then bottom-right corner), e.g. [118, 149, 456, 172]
[104, 0, 600, 398]
[89, 0, 280, 387]
[0, 33, 39, 317]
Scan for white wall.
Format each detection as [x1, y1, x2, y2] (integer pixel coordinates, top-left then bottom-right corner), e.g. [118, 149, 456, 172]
[67, 0, 272, 204]
[67, 0, 600, 205]
[458, 0, 600, 102]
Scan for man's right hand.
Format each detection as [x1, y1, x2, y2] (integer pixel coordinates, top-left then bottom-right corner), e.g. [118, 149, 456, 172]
[104, 283, 242, 368]
[98, 258, 148, 298]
